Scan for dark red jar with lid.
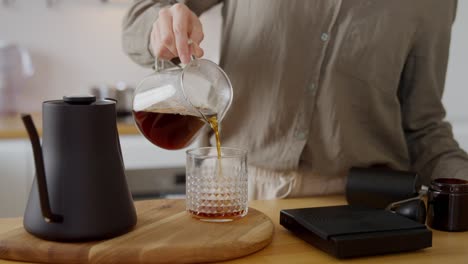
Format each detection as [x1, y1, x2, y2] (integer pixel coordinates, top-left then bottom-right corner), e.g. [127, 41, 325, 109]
[427, 178, 468, 231]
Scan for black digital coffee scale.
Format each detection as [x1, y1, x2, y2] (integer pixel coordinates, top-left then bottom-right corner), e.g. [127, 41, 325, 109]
[280, 205, 432, 258]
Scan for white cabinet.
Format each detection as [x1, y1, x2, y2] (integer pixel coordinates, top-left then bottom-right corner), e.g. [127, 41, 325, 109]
[0, 140, 34, 217]
[119, 135, 187, 170]
[1, 123, 467, 218]
[0, 135, 187, 217]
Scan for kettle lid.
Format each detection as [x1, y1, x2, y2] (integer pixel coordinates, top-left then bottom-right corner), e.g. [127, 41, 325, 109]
[43, 95, 116, 109]
[63, 95, 96, 105]
[43, 95, 115, 107]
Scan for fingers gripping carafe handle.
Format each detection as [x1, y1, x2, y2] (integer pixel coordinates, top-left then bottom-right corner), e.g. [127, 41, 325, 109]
[21, 114, 63, 223]
[154, 39, 196, 71]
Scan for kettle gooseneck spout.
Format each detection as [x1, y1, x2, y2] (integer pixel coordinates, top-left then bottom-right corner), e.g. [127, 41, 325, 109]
[21, 114, 63, 223]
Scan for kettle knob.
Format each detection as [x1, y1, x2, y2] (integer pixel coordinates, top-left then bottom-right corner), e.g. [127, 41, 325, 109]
[63, 95, 96, 105]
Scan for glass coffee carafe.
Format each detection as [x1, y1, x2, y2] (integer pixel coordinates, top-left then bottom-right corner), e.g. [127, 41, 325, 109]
[133, 53, 232, 150]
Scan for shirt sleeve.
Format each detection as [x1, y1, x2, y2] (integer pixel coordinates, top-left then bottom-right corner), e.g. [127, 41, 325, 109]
[122, 0, 222, 68]
[399, 0, 468, 184]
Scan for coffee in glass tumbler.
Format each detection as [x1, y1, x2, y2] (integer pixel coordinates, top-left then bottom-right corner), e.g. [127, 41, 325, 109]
[186, 147, 248, 222]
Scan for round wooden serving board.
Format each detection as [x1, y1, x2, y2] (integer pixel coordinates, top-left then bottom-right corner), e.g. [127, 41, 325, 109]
[0, 199, 274, 264]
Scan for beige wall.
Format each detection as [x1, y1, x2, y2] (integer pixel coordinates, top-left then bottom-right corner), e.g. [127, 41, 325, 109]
[443, 0, 468, 122]
[0, 0, 221, 112]
[0, 0, 466, 125]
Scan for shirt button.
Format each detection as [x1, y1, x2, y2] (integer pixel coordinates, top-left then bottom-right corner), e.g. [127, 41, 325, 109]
[321, 33, 329, 41]
[295, 131, 307, 140]
[308, 83, 316, 93]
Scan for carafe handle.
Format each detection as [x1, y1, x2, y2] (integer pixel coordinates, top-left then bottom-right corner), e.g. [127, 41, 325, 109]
[154, 39, 196, 72]
[154, 58, 179, 72]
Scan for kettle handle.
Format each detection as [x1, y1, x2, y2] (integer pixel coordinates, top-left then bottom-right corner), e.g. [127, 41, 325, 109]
[21, 114, 63, 223]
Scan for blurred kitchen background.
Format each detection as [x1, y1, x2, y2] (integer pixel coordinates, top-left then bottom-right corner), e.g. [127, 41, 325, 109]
[0, 0, 467, 217]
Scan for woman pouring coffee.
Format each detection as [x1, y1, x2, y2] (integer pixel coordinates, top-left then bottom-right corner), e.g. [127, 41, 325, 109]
[122, 0, 468, 200]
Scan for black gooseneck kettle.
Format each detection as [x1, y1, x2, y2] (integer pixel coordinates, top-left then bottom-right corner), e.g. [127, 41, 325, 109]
[21, 95, 137, 241]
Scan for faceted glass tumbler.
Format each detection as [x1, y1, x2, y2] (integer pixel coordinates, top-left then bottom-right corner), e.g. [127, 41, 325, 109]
[186, 147, 248, 222]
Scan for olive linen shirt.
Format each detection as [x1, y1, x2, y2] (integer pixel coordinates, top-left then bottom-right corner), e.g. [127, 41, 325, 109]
[122, 0, 468, 185]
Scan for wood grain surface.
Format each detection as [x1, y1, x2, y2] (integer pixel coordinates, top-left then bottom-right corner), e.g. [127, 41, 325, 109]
[2, 196, 468, 263]
[0, 199, 274, 264]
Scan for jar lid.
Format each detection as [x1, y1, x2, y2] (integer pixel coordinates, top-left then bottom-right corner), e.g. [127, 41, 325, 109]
[430, 178, 468, 193]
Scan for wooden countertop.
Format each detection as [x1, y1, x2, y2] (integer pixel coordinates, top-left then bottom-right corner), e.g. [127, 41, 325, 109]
[0, 113, 139, 139]
[1, 196, 468, 263]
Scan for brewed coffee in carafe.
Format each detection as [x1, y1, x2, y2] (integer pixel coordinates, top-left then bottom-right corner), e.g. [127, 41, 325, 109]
[133, 110, 219, 151]
[132, 56, 232, 151]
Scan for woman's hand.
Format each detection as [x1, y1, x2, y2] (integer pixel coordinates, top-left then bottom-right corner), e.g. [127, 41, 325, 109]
[151, 3, 204, 64]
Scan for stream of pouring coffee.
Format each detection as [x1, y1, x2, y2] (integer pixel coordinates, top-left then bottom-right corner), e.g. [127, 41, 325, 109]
[202, 113, 223, 181]
[206, 114, 223, 177]
[207, 115, 221, 159]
